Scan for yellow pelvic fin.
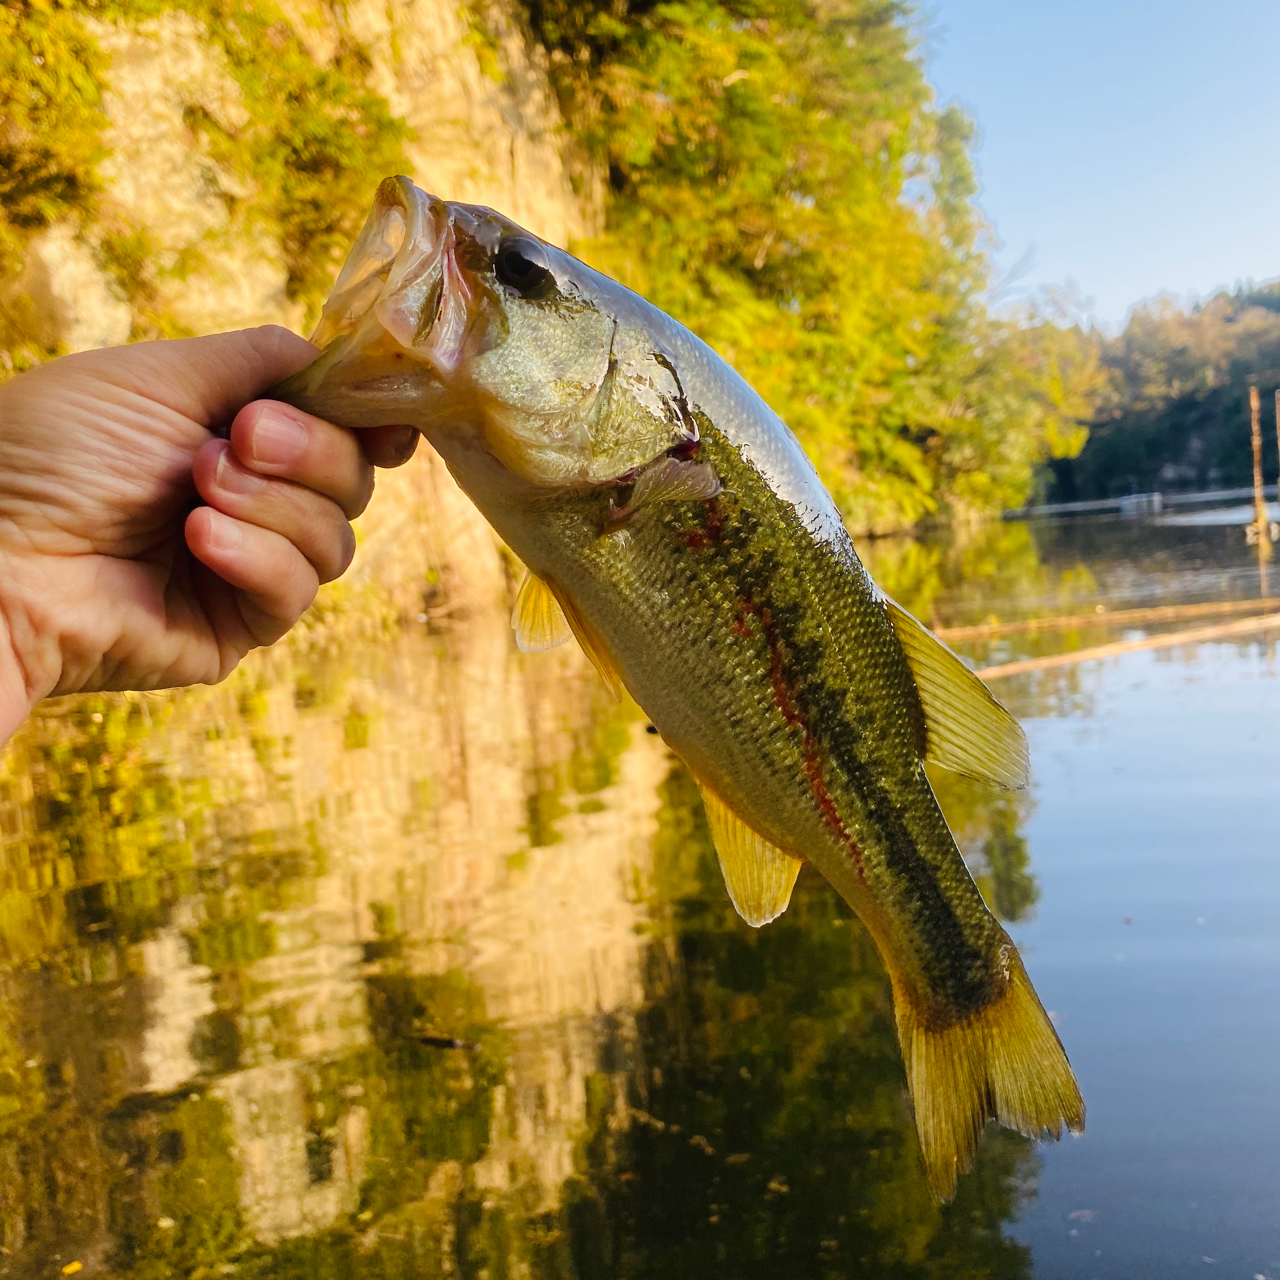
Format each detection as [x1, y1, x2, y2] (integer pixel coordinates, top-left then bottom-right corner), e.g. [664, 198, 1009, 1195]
[511, 571, 573, 653]
[697, 783, 803, 927]
[885, 597, 1030, 791]
[894, 947, 1085, 1202]
[549, 586, 625, 702]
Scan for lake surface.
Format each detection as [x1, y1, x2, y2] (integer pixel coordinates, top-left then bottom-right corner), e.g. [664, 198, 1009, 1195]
[0, 514, 1275, 1278]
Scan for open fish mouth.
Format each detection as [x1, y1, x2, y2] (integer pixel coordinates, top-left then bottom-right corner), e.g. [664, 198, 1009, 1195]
[308, 176, 475, 376]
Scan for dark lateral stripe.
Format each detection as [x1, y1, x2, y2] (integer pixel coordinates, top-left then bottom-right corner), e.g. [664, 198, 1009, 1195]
[739, 597, 866, 878]
[664, 441, 993, 1014]
[741, 527, 990, 1015]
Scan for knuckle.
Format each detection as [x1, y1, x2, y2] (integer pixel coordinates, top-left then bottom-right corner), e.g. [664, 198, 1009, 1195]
[281, 558, 319, 619]
[347, 469, 375, 519]
[338, 522, 358, 575]
[317, 521, 357, 584]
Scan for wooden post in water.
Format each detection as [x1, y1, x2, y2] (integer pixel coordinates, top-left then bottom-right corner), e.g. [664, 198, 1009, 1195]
[1250, 386, 1271, 563]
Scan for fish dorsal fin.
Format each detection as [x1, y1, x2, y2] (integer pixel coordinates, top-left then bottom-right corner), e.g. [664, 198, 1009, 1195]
[697, 782, 803, 927]
[512, 571, 573, 653]
[549, 585, 625, 702]
[884, 597, 1029, 791]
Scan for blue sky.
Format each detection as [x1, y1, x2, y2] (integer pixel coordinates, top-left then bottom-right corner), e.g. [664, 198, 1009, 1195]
[923, 0, 1280, 329]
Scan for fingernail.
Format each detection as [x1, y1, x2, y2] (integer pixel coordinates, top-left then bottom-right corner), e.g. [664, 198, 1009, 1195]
[216, 445, 265, 495]
[205, 510, 244, 552]
[250, 407, 306, 467]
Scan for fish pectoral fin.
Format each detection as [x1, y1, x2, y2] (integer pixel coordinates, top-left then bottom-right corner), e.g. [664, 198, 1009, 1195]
[894, 947, 1085, 1202]
[609, 456, 721, 527]
[884, 597, 1030, 791]
[549, 586, 625, 703]
[632, 456, 721, 508]
[697, 783, 803, 927]
[511, 571, 573, 653]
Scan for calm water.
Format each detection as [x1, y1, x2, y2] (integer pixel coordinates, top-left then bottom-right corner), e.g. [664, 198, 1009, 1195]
[0, 515, 1275, 1278]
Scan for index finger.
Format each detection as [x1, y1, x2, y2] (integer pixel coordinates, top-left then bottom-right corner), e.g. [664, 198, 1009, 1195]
[229, 400, 374, 520]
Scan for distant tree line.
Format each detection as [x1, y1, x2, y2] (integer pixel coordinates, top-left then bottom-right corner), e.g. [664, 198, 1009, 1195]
[1048, 285, 1280, 502]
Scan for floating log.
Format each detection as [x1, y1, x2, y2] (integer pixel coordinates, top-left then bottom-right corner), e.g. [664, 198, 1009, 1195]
[936, 597, 1280, 642]
[976, 613, 1280, 680]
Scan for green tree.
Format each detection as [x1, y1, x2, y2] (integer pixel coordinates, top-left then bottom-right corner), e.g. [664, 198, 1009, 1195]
[523, 0, 1103, 532]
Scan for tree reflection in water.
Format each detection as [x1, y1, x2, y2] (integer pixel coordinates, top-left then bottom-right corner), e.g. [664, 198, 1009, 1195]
[0, 595, 1041, 1277]
[554, 763, 1038, 1280]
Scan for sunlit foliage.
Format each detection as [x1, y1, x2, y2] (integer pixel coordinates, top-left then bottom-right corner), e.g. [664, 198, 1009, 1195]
[0, 0, 109, 369]
[0, 0, 406, 366]
[1, 0, 1103, 523]
[523, 0, 1104, 531]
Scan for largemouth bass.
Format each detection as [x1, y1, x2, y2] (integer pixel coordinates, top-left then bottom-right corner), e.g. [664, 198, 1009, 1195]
[276, 176, 1084, 1200]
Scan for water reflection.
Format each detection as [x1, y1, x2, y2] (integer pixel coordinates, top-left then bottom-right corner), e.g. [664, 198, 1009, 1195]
[0, 571, 1043, 1274]
[6, 512, 1272, 1275]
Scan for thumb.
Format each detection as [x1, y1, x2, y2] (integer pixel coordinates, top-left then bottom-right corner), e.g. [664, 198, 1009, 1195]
[80, 326, 321, 431]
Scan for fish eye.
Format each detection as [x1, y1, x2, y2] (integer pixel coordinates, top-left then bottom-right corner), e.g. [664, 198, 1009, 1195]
[494, 236, 556, 300]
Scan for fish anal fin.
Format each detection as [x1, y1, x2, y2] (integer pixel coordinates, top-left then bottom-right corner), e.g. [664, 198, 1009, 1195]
[894, 947, 1085, 1202]
[885, 597, 1029, 791]
[549, 585, 625, 702]
[512, 571, 573, 653]
[697, 782, 803, 927]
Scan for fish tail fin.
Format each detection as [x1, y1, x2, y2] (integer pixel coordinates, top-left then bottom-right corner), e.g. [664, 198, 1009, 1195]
[892, 948, 1084, 1202]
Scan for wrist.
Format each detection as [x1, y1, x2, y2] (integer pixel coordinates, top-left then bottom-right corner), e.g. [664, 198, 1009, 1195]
[0, 609, 30, 749]
[0, 560, 47, 747]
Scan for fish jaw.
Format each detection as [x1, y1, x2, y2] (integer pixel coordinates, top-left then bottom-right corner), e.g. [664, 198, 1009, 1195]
[274, 176, 701, 489]
[310, 176, 477, 376]
[272, 177, 475, 430]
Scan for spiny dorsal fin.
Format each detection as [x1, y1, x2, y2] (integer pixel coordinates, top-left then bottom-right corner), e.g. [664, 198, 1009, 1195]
[884, 597, 1029, 791]
[550, 586, 625, 703]
[697, 782, 803, 927]
[511, 571, 573, 653]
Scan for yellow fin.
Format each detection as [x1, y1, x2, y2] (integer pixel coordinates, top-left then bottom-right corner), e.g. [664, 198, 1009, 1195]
[511, 571, 573, 653]
[894, 948, 1085, 1202]
[885, 597, 1029, 790]
[549, 586, 625, 702]
[698, 783, 803, 927]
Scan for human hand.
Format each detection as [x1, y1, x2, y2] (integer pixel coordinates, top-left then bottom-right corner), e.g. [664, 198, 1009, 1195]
[0, 326, 419, 744]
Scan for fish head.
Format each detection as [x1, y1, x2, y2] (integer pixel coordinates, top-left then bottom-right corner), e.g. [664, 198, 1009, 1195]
[277, 176, 696, 487]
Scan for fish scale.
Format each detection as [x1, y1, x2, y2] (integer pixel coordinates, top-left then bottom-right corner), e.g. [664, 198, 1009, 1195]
[535, 423, 1005, 1019]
